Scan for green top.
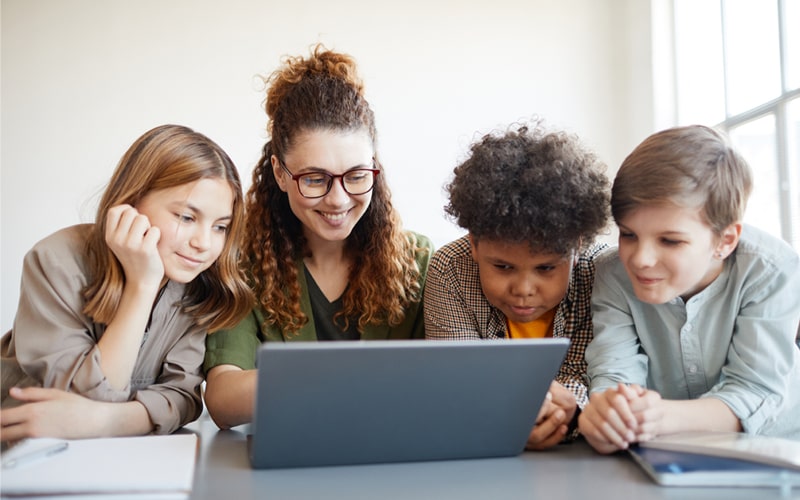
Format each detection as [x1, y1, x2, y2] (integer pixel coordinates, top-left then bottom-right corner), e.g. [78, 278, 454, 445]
[204, 232, 434, 372]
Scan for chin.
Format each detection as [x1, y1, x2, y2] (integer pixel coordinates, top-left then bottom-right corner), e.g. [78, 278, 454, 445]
[633, 290, 672, 305]
[165, 270, 203, 285]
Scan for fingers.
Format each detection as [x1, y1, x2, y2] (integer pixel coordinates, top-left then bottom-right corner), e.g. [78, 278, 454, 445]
[0, 389, 99, 441]
[535, 391, 553, 423]
[578, 412, 623, 455]
[0, 404, 36, 442]
[579, 388, 638, 453]
[606, 385, 638, 429]
[628, 389, 664, 440]
[527, 409, 567, 451]
[6, 386, 64, 403]
[548, 381, 577, 412]
[106, 205, 151, 248]
[143, 225, 161, 248]
[105, 204, 163, 287]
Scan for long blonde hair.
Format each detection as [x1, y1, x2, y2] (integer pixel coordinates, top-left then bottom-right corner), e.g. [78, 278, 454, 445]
[82, 124, 253, 331]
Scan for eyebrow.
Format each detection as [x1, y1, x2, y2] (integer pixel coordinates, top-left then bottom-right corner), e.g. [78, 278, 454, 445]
[294, 162, 374, 174]
[618, 224, 689, 237]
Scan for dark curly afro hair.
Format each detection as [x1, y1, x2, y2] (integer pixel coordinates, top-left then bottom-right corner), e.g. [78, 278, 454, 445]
[446, 120, 610, 255]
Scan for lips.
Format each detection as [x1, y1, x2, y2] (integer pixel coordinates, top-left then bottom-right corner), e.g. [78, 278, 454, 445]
[509, 305, 539, 315]
[318, 208, 352, 226]
[176, 253, 204, 268]
[635, 274, 661, 285]
[320, 211, 348, 221]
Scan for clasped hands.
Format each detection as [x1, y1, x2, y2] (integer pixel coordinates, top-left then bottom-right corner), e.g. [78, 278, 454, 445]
[579, 382, 664, 454]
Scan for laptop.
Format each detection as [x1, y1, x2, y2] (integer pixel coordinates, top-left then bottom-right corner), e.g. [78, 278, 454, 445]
[249, 338, 569, 469]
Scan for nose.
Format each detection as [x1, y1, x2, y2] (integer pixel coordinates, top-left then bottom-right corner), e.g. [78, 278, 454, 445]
[629, 241, 657, 268]
[190, 225, 212, 251]
[510, 275, 536, 297]
[324, 176, 351, 205]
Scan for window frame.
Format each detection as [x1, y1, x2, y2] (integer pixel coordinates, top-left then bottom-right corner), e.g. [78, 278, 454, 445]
[673, 0, 799, 249]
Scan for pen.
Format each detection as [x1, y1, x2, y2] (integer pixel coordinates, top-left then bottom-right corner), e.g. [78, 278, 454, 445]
[2, 441, 69, 469]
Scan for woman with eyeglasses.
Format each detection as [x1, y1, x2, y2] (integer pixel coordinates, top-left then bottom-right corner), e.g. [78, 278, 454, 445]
[203, 45, 433, 429]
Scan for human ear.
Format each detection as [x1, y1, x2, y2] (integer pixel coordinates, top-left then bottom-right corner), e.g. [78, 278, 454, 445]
[271, 155, 288, 192]
[715, 222, 742, 259]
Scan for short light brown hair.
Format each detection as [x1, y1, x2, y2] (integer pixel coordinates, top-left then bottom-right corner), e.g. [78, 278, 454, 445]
[612, 125, 752, 235]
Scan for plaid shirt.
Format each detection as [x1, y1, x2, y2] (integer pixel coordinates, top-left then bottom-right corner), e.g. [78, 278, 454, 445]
[423, 235, 607, 409]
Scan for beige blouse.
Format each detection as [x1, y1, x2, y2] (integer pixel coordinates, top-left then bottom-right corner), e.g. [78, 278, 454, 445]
[0, 224, 205, 434]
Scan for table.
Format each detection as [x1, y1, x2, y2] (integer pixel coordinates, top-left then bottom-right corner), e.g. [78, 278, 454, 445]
[184, 414, 798, 500]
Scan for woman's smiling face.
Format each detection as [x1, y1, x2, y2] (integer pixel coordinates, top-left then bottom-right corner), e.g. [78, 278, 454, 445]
[272, 129, 374, 247]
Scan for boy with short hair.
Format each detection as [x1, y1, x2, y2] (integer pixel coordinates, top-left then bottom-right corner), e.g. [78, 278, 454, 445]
[580, 125, 800, 454]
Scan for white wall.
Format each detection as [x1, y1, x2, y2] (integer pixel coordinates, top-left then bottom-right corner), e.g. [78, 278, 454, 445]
[1, 0, 656, 331]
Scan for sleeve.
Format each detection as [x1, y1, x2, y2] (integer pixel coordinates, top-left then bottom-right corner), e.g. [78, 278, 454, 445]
[403, 233, 434, 340]
[704, 250, 800, 434]
[12, 236, 133, 402]
[204, 309, 263, 372]
[423, 246, 482, 340]
[135, 325, 205, 434]
[555, 326, 591, 409]
[553, 254, 597, 409]
[585, 253, 649, 393]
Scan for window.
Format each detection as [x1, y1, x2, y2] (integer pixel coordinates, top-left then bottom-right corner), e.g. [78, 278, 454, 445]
[673, 0, 800, 250]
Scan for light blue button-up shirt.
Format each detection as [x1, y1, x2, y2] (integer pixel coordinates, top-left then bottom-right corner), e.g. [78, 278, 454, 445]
[587, 225, 800, 438]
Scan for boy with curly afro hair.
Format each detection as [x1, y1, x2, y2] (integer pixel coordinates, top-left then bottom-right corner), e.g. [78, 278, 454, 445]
[424, 120, 610, 450]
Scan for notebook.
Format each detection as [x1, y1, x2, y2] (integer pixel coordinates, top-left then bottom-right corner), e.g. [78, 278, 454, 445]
[249, 338, 570, 469]
[0, 433, 198, 497]
[638, 431, 800, 471]
[629, 445, 800, 488]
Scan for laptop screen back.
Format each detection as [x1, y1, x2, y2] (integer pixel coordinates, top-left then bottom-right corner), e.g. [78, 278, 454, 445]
[250, 338, 569, 469]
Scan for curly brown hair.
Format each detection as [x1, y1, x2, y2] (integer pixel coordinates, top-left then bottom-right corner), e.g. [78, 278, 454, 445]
[446, 121, 610, 255]
[246, 44, 425, 334]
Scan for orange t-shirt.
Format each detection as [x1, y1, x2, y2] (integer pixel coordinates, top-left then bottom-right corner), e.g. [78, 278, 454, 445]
[506, 308, 556, 338]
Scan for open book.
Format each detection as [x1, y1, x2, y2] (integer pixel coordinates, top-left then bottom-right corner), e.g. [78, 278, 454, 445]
[1, 433, 197, 498]
[629, 431, 800, 488]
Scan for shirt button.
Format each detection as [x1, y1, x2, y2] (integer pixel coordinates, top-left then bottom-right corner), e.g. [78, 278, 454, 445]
[688, 365, 698, 374]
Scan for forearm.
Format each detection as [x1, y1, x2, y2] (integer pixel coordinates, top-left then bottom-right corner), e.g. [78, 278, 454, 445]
[97, 283, 160, 390]
[94, 400, 155, 436]
[0, 388, 154, 441]
[203, 367, 257, 429]
[656, 398, 741, 435]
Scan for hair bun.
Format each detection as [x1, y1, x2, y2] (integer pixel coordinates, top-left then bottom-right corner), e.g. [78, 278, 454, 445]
[264, 44, 364, 119]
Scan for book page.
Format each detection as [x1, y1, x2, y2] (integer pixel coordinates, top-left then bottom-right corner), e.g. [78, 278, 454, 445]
[1, 434, 198, 496]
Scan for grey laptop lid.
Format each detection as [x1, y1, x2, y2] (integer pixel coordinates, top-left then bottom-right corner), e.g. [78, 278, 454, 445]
[249, 338, 569, 469]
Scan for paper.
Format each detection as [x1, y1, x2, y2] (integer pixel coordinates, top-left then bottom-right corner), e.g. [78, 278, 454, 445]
[0, 433, 197, 497]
